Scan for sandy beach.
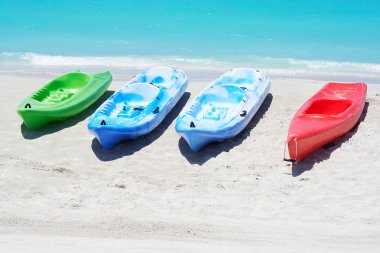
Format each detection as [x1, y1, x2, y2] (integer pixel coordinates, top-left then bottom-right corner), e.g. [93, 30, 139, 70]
[0, 72, 379, 252]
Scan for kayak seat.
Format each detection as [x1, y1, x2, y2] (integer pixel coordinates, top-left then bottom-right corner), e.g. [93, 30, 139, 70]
[32, 87, 75, 103]
[303, 99, 352, 116]
[135, 67, 177, 89]
[202, 104, 229, 121]
[31, 72, 91, 104]
[195, 85, 246, 122]
[115, 83, 161, 118]
[218, 69, 256, 90]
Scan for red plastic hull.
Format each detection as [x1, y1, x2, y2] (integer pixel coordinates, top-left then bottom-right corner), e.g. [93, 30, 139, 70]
[287, 82, 367, 162]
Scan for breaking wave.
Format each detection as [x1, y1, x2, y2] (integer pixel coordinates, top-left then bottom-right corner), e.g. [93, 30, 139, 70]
[1, 52, 380, 82]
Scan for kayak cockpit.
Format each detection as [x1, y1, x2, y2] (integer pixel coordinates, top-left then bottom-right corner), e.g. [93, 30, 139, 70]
[31, 72, 91, 104]
[191, 85, 247, 126]
[117, 83, 161, 119]
[303, 99, 352, 116]
[133, 67, 178, 89]
[217, 68, 259, 90]
[97, 83, 162, 122]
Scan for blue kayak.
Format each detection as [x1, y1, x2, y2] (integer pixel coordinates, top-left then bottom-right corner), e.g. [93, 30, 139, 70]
[88, 67, 188, 149]
[175, 68, 271, 151]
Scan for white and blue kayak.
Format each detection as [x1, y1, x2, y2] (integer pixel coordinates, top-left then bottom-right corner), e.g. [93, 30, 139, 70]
[175, 68, 270, 151]
[88, 67, 188, 149]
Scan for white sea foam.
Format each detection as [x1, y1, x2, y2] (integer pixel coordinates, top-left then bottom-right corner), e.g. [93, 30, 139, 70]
[1, 52, 380, 82]
[0, 52, 226, 70]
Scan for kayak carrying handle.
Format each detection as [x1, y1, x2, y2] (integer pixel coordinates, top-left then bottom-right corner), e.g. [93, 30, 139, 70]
[283, 139, 298, 163]
[25, 103, 31, 109]
[153, 107, 159, 114]
[190, 122, 195, 128]
[100, 120, 106, 126]
[240, 110, 247, 117]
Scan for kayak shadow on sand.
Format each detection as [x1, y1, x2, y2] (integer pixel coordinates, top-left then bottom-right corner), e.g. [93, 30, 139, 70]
[178, 93, 273, 165]
[91, 92, 191, 161]
[291, 101, 369, 177]
[20, 91, 114, 140]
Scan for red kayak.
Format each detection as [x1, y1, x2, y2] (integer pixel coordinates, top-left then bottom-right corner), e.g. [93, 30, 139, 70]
[286, 82, 367, 162]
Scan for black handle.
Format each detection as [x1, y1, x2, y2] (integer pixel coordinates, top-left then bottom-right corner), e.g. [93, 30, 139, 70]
[283, 158, 296, 162]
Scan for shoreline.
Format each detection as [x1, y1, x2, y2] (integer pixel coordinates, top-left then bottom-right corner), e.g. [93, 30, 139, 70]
[2, 68, 380, 85]
[2, 52, 380, 83]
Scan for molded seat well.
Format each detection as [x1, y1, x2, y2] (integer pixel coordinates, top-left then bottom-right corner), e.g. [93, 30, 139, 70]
[218, 68, 256, 89]
[134, 67, 177, 89]
[32, 72, 91, 103]
[303, 99, 352, 115]
[195, 85, 246, 122]
[111, 83, 161, 119]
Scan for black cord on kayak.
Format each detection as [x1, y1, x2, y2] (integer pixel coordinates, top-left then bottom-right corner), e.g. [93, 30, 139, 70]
[149, 82, 159, 88]
[153, 107, 159, 114]
[240, 110, 247, 117]
[190, 122, 195, 128]
[283, 158, 296, 162]
[25, 103, 31, 109]
[100, 120, 106, 125]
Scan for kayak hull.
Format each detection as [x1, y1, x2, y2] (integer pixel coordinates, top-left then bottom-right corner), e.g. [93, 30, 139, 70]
[176, 68, 271, 152]
[18, 71, 112, 130]
[88, 67, 188, 149]
[287, 82, 367, 162]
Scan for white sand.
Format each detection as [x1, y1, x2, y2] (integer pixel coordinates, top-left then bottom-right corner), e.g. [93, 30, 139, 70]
[0, 73, 379, 252]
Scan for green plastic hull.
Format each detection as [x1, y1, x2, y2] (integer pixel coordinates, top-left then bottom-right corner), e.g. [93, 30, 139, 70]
[18, 71, 112, 130]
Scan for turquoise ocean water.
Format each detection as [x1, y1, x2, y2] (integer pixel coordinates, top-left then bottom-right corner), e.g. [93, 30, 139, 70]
[1, 0, 380, 80]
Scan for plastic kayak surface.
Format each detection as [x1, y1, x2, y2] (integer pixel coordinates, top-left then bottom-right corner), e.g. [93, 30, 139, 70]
[88, 67, 188, 149]
[175, 68, 271, 152]
[18, 71, 112, 129]
[287, 82, 367, 162]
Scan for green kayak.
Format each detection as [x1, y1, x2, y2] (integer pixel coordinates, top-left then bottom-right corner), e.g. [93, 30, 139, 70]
[18, 71, 112, 130]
